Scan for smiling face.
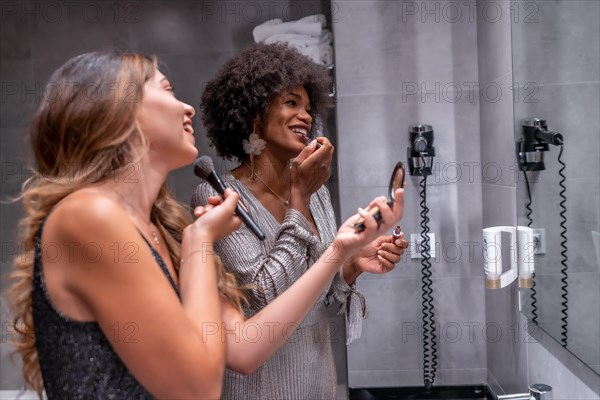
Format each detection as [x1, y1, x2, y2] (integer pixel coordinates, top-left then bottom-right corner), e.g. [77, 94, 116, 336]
[136, 69, 197, 170]
[258, 86, 313, 160]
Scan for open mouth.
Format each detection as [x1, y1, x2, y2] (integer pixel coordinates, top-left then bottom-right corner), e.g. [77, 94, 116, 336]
[184, 124, 194, 135]
[289, 126, 311, 144]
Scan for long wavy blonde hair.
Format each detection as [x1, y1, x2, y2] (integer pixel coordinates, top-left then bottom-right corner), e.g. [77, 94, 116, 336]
[7, 51, 246, 397]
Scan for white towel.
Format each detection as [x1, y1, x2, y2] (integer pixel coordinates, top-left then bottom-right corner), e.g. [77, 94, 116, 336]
[319, 43, 334, 65]
[319, 29, 332, 46]
[264, 32, 333, 65]
[297, 14, 326, 26]
[253, 15, 333, 65]
[253, 17, 323, 43]
[265, 33, 321, 47]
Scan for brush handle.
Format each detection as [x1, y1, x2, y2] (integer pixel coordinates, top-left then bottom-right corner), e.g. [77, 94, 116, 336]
[206, 172, 266, 241]
[353, 201, 392, 232]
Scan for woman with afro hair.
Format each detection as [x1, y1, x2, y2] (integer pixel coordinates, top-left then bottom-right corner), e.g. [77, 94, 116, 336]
[192, 43, 409, 399]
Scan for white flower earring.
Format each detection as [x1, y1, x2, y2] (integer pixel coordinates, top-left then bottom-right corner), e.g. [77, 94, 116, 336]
[242, 123, 266, 181]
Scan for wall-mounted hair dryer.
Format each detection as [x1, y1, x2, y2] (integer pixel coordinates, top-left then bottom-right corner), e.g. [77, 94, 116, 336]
[407, 123, 437, 389]
[517, 118, 564, 171]
[515, 117, 568, 346]
[407, 124, 435, 176]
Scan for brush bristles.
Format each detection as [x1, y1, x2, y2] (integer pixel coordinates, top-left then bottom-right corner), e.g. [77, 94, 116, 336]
[194, 156, 214, 179]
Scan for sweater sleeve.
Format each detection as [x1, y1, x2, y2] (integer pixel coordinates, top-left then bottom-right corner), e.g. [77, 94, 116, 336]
[191, 181, 321, 310]
[327, 269, 367, 344]
[316, 186, 367, 344]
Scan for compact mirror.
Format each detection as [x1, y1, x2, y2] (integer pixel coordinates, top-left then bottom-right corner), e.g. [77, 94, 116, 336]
[388, 161, 405, 201]
[354, 161, 405, 232]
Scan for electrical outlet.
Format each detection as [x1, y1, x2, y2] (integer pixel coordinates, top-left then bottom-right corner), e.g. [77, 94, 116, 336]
[410, 233, 436, 259]
[533, 228, 546, 255]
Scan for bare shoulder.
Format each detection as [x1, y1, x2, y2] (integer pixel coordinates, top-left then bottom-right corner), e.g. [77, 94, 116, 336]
[45, 188, 133, 244]
[40, 188, 143, 321]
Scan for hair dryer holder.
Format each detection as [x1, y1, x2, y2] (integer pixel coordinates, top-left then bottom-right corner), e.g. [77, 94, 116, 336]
[407, 124, 435, 176]
[517, 118, 563, 171]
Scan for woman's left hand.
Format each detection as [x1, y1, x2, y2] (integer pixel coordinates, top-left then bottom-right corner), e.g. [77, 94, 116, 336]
[355, 234, 409, 274]
[342, 232, 409, 283]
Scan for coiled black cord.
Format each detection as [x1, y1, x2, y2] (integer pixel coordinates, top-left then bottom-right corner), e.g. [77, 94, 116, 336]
[557, 145, 568, 347]
[418, 162, 436, 389]
[523, 171, 538, 325]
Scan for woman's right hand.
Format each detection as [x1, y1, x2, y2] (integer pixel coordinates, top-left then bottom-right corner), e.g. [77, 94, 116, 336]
[289, 137, 334, 202]
[333, 189, 405, 257]
[184, 188, 242, 244]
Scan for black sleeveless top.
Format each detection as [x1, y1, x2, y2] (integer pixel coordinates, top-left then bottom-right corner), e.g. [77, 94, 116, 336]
[32, 224, 179, 399]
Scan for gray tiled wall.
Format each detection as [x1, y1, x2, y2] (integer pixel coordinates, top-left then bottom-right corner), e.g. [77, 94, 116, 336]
[512, 0, 600, 387]
[479, 0, 600, 398]
[333, 1, 487, 388]
[514, 80, 600, 375]
[477, 0, 522, 392]
[334, 0, 599, 397]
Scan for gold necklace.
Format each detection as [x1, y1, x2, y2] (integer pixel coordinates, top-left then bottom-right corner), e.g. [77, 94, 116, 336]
[112, 190, 160, 246]
[244, 162, 290, 206]
[148, 224, 161, 246]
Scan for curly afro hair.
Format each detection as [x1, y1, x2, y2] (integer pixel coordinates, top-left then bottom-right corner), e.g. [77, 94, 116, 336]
[200, 42, 333, 162]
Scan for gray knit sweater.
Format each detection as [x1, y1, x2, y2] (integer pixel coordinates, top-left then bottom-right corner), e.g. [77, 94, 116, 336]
[191, 173, 366, 400]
